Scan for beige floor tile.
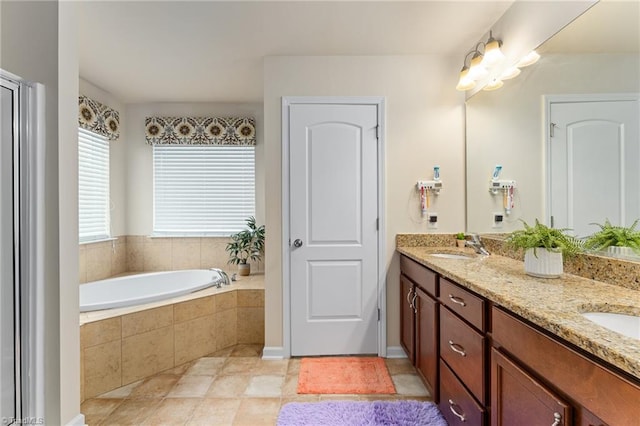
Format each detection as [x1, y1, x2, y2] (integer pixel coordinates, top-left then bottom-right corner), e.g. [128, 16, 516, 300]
[166, 361, 194, 376]
[208, 347, 234, 357]
[392, 374, 430, 397]
[102, 399, 161, 425]
[185, 357, 226, 376]
[280, 395, 321, 404]
[229, 344, 263, 357]
[253, 359, 288, 375]
[233, 398, 280, 426]
[168, 375, 215, 398]
[385, 358, 417, 375]
[318, 394, 365, 401]
[205, 375, 250, 398]
[220, 357, 258, 375]
[286, 358, 301, 376]
[129, 374, 181, 399]
[188, 398, 241, 426]
[81, 398, 122, 426]
[142, 398, 199, 426]
[243, 375, 284, 397]
[96, 380, 142, 399]
[281, 374, 299, 397]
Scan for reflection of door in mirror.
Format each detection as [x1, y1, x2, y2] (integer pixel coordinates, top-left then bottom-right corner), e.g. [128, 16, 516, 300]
[548, 96, 640, 237]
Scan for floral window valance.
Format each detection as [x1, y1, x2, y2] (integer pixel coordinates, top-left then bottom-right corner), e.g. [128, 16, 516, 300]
[78, 95, 120, 140]
[145, 117, 256, 146]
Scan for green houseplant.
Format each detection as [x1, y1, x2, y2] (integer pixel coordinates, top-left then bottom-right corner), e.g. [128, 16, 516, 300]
[584, 219, 640, 257]
[506, 219, 582, 278]
[455, 232, 466, 248]
[226, 216, 265, 276]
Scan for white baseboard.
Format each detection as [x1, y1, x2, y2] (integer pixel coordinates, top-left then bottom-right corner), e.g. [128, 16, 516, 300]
[66, 413, 86, 426]
[262, 346, 286, 359]
[385, 346, 408, 358]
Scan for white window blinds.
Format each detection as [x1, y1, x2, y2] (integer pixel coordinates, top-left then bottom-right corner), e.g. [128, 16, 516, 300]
[78, 128, 110, 242]
[153, 145, 255, 236]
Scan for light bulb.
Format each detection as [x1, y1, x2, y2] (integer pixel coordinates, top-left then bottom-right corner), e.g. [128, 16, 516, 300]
[482, 33, 504, 67]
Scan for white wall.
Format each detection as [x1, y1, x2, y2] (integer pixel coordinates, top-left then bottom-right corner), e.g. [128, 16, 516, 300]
[1, 1, 81, 423]
[263, 55, 465, 350]
[125, 102, 264, 235]
[466, 53, 640, 233]
[79, 78, 127, 237]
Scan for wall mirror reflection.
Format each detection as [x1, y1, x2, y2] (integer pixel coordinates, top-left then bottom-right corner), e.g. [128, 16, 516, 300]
[465, 0, 640, 260]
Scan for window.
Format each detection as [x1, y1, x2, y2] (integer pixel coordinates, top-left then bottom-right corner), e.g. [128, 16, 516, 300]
[78, 128, 110, 242]
[153, 145, 255, 236]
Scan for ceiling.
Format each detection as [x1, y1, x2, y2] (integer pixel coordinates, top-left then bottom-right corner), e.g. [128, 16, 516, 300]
[78, 1, 514, 103]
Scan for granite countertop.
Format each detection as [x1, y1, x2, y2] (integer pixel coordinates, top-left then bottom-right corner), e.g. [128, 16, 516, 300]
[397, 246, 640, 380]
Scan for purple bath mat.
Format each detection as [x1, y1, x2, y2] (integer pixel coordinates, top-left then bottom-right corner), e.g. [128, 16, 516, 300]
[277, 400, 447, 426]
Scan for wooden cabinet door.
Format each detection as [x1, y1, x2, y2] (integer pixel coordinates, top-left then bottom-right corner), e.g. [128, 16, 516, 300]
[415, 286, 438, 401]
[400, 275, 415, 363]
[491, 348, 572, 426]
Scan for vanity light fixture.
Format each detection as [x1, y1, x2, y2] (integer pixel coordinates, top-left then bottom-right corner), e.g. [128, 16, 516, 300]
[517, 50, 540, 67]
[455, 30, 504, 91]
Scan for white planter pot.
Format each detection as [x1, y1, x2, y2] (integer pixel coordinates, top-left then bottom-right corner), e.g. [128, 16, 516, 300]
[524, 248, 563, 278]
[606, 246, 638, 258]
[238, 263, 251, 276]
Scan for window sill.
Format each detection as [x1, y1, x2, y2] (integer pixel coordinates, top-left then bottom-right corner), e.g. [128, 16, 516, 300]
[79, 237, 117, 245]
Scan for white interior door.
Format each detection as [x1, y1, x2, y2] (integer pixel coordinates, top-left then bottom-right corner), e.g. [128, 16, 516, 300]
[550, 98, 640, 237]
[289, 102, 379, 356]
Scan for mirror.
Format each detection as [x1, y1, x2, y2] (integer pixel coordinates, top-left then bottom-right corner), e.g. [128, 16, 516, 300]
[465, 1, 640, 259]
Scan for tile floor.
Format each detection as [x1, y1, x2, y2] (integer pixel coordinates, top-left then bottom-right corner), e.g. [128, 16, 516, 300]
[81, 344, 431, 425]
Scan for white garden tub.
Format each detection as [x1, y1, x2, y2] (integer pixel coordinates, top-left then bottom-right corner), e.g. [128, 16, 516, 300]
[80, 269, 227, 312]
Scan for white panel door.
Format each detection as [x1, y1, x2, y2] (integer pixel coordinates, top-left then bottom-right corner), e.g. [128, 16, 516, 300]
[550, 99, 640, 237]
[289, 103, 379, 356]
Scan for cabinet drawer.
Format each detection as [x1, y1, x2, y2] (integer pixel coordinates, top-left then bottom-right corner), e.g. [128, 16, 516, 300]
[439, 359, 486, 426]
[492, 306, 640, 425]
[439, 278, 486, 331]
[400, 255, 437, 296]
[440, 305, 486, 404]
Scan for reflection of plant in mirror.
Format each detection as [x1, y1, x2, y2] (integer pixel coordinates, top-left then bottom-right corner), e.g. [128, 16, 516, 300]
[584, 219, 640, 255]
[506, 219, 583, 257]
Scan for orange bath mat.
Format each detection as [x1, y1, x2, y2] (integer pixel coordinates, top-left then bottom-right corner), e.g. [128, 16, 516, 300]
[297, 357, 396, 394]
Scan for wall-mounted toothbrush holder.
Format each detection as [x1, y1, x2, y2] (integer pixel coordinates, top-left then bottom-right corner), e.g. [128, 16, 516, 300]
[417, 180, 443, 193]
[489, 179, 516, 216]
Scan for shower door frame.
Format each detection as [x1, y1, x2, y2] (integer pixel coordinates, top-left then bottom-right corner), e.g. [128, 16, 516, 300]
[1, 69, 46, 424]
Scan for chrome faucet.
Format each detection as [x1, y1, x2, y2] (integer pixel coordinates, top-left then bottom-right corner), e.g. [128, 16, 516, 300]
[465, 234, 490, 255]
[210, 268, 231, 288]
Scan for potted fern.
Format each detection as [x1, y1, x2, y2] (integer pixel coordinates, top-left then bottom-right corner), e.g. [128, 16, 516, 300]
[225, 216, 265, 276]
[506, 219, 582, 278]
[584, 219, 640, 257]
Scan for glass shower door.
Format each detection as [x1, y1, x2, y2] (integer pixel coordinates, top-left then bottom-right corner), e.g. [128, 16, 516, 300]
[1, 78, 19, 424]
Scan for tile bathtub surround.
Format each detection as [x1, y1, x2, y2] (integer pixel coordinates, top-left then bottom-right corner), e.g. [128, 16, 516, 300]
[81, 344, 431, 426]
[80, 235, 265, 284]
[81, 286, 265, 402]
[397, 233, 640, 291]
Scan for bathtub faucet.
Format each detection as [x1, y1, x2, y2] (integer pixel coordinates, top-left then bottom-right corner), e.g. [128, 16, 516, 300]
[210, 268, 231, 288]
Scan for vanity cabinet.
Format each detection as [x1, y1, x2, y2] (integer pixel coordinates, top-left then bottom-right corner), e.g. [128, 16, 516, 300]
[438, 278, 489, 425]
[400, 255, 439, 400]
[492, 306, 640, 426]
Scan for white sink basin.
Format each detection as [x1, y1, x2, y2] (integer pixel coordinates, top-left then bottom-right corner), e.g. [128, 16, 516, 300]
[430, 253, 473, 260]
[582, 312, 640, 340]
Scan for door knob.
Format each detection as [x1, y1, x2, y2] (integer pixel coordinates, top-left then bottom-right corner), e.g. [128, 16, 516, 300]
[293, 239, 303, 247]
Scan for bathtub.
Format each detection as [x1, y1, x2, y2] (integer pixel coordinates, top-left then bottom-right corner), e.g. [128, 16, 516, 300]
[80, 269, 227, 312]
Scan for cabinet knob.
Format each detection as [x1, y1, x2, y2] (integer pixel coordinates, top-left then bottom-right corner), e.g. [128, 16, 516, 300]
[551, 413, 562, 426]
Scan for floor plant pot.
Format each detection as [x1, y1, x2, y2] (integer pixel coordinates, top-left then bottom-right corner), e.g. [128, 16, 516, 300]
[524, 248, 563, 278]
[238, 263, 251, 276]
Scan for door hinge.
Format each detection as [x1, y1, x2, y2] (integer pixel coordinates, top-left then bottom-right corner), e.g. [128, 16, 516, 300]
[550, 215, 555, 228]
[377, 308, 381, 321]
[375, 125, 380, 139]
[376, 218, 379, 230]
[550, 122, 556, 138]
